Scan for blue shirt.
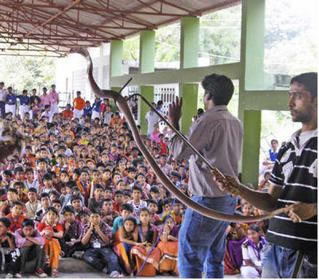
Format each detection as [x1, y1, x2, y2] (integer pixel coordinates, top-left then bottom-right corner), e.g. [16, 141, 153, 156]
[18, 95, 30, 105]
[269, 149, 278, 161]
[6, 94, 17, 105]
[92, 100, 102, 112]
[83, 106, 92, 117]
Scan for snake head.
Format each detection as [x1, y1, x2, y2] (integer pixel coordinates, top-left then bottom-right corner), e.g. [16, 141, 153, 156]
[69, 47, 90, 59]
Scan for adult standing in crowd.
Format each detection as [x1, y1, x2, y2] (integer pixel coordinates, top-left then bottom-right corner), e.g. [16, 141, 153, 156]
[145, 102, 160, 137]
[48, 84, 59, 115]
[214, 72, 317, 278]
[73, 91, 85, 120]
[30, 89, 41, 106]
[18, 89, 31, 120]
[40, 87, 50, 109]
[168, 73, 243, 278]
[0, 81, 7, 118]
[5, 86, 17, 118]
[91, 96, 102, 120]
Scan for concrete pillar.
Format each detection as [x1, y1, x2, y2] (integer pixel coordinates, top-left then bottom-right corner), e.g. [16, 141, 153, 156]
[180, 17, 199, 133]
[180, 83, 199, 134]
[180, 17, 199, 69]
[110, 40, 123, 77]
[139, 31, 155, 135]
[238, 0, 265, 185]
[139, 30, 155, 74]
[241, 110, 262, 184]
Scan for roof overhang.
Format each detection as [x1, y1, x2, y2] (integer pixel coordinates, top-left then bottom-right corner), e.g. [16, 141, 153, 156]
[0, 0, 240, 57]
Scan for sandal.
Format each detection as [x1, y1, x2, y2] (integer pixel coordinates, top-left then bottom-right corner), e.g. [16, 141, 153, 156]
[51, 269, 59, 278]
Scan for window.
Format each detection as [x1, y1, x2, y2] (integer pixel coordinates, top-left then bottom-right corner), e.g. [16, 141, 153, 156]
[199, 5, 241, 66]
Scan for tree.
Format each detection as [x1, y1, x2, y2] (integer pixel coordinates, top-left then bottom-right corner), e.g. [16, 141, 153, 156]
[0, 56, 56, 92]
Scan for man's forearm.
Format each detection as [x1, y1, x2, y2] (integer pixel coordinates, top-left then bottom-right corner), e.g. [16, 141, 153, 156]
[238, 184, 278, 212]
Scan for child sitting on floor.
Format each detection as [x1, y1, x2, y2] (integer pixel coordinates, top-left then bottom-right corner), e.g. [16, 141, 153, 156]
[240, 224, 268, 278]
[0, 217, 22, 278]
[37, 207, 63, 277]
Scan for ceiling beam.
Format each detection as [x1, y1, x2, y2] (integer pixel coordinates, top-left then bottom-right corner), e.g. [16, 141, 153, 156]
[23, 0, 83, 39]
[0, 53, 64, 57]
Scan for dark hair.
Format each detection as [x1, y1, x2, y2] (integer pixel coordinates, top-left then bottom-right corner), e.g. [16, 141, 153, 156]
[22, 219, 35, 228]
[62, 206, 75, 215]
[147, 199, 158, 207]
[40, 192, 50, 199]
[127, 167, 136, 173]
[150, 186, 159, 193]
[163, 198, 172, 206]
[94, 184, 104, 191]
[8, 188, 18, 195]
[290, 72, 317, 98]
[0, 217, 11, 228]
[123, 216, 137, 226]
[201, 73, 234, 105]
[271, 139, 278, 144]
[52, 199, 62, 206]
[12, 201, 24, 208]
[197, 108, 204, 115]
[102, 198, 112, 204]
[121, 203, 133, 213]
[14, 167, 24, 174]
[3, 170, 12, 176]
[71, 195, 81, 203]
[28, 187, 37, 193]
[123, 190, 132, 197]
[66, 181, 77, 189]
[43, 173, 52, 181]
[114, 190, 124, 196]
[78, 210, 90, 217]
[132, 186, 142, 193]
[104, 186, 113, 192]
[139, 207, 150, 215]
[46, 206, 58, 216]
[49, 190, 60, 197]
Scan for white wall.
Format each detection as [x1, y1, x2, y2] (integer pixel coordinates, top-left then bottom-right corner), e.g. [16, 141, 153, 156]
[55, 44, 110, 106]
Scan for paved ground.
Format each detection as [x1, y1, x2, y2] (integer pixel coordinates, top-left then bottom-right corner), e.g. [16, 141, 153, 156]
[0, 257, 241, 278]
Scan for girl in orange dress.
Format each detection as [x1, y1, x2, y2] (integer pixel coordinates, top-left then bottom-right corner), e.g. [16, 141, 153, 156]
[156, 215, 179, 275]
[37, 207, 63, 277]
[113, 217, 139, 275]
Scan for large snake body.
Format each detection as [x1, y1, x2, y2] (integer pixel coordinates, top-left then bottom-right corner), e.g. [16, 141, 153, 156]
[72, 48, 286, 222]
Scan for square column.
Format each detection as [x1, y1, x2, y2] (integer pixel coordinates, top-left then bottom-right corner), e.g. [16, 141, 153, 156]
[110, 40, 123, 77]
[239, 0, 265, 185]
[180, 83, 198, 134]
[139, 31, 155, 134]
[242, 110, 261, 184]
[180, 17, 199, 134]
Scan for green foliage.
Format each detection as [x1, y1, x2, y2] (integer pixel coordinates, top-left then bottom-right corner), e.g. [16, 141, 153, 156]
[155, 24, 180, 63]
[199, 5, 241, 65]
[264, 0, 318, 75]
[0, 56, 56, 92]
[123, 36, 139, 62]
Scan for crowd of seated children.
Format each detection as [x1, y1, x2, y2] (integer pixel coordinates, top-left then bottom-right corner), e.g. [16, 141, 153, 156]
[0, 82, 273, 278]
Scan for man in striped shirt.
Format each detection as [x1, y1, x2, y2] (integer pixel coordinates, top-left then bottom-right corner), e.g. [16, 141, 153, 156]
[214, 72, 317, 278]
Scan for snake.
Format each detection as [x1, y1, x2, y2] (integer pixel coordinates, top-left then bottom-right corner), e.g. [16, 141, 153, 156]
[50, 48, 286, 222]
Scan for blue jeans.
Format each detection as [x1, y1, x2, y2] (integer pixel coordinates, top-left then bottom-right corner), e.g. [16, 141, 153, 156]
[178, 195, 236, 278]
[83, 247, 122, 273]
[262, 243, 317, 278]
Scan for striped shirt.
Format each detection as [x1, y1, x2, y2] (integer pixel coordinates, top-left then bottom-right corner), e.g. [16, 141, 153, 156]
[267, 129, 317, 253]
